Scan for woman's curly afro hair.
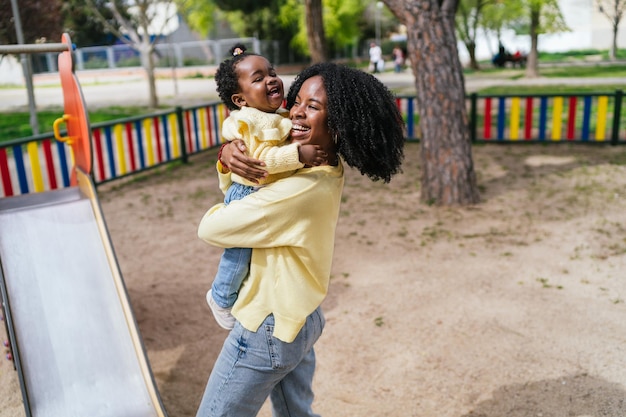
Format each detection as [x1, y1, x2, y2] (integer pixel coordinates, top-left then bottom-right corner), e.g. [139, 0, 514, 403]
[286, 62, 405, 183]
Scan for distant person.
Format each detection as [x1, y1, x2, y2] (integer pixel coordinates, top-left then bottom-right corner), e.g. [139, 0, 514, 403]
[492, 44, 507, 68]
[392, 45, 404, 73]
[369, 42, 383, 73]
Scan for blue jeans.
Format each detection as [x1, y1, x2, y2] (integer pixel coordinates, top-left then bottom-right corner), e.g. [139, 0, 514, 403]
[196, 307, 325, 417]
[211, 182, 256, 308]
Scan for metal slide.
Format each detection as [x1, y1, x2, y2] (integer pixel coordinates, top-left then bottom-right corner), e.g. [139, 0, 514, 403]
[0, 168, 168, 417]
[0, 33, 168, 416]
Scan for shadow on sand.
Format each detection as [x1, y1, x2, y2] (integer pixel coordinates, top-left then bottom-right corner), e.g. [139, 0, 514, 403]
[462, 373, 626, 417]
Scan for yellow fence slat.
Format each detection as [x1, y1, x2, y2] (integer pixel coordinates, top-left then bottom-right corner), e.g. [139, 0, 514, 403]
[551, 96, 563, 141]
[144, 118, 155, 166]
[114, 124, 126, 175]
[595, 96, 608, 141]
[27, 142, 44, 192]
[169, 114, 180, 158]
[510, 97, 520, 140]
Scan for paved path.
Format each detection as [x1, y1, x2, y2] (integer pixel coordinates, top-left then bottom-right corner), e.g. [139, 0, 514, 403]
[1, 67, 625, 112]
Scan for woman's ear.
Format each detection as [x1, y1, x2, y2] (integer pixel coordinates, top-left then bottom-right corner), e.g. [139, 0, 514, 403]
[231, 94, 246, 108]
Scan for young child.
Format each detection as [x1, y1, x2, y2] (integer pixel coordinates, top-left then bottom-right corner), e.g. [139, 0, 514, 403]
[207, 45, 325, 330]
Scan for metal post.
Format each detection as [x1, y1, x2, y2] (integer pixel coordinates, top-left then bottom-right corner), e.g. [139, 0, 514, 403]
[375, 2, 383, 46]
[611, 90, 623, 146]
[175, 106, 188, 163]
[106, 47, 116, 69]
[470, 93, 477, 143]
[9, 0, 39, 135]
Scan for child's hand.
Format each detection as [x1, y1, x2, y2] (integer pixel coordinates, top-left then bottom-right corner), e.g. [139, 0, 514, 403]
[298, 144, 328, 167]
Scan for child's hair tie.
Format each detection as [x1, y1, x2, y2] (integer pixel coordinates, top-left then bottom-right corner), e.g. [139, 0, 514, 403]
[231, 44, 247, 57]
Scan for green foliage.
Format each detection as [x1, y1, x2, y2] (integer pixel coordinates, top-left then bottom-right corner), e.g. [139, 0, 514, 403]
[83, 57, 110, 69]
[325, 0, 368, 48]
[537, 49, 605, 61]
[178, 0, 373, 59]
[174, 0, 218, 37]
[541, 64, 626, 78]
[467, 0, 568, 41]
[224, 6, 283, 41]
[214, 0, 273, 13]
[277, 0, 368, 56]
[62, 0, 127, 46]
[480, 0, 524, 36]
[279, 0, 307, 53]
[0, 0, 63, 45]
[531, 0, 569, 34]
[456, 0, 493, 45]
[116, 57, 142, 67]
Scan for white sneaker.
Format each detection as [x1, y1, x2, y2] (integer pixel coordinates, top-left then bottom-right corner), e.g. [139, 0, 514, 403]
[206, 290, 236, 330]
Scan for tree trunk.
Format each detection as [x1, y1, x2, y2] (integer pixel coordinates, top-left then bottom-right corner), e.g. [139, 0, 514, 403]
[525, 6, 540, 78]
[139, 40, 159, 109]
[467, 41, 480, 70]
[403, 1, 480, 206]
[610, 21, 618, 61]
[304, 0, 328, 63]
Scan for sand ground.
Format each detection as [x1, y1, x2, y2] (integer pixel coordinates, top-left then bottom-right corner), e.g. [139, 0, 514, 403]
[2, 142, 626, 416]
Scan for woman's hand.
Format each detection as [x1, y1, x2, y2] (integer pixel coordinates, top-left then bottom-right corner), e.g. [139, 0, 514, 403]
[221, 140, 267, 183]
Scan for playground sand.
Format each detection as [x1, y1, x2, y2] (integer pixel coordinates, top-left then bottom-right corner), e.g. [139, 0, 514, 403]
[2, 142, 626, 416]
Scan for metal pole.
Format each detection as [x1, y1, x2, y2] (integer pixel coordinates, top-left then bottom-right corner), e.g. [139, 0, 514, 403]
[9, 0, 39, 135]
[0, 43, 71, 54]
[611, 89, 623, 146]
[375, 1, 383, 46]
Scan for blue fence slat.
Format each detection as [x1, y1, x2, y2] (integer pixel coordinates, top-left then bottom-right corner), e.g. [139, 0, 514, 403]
[581, 96, 592, 141]
[497, 97, 506, 140]
[407, 98, 414, 138]
[135, 120, 146, 170]
[104, 126, 117, 178]
[13, 145, 29, 194]
[212, 106, 221, 145]
[56, 140, 70, 187]
[161, 115, 172, 161]
[538, 97, 548, 141]
[192, 109, 200, 152]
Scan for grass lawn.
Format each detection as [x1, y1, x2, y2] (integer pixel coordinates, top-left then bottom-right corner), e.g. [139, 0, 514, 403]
[0, 106, 150, 143]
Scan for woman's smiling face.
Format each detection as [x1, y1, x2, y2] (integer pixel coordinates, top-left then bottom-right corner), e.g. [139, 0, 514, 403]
[289, 75, 333, 151]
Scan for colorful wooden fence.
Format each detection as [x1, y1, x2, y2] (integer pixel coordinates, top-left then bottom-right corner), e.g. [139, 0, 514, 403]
[0, 102, 229, 198]
[466, 91, 624, 143]
[1, 91, 624, 198]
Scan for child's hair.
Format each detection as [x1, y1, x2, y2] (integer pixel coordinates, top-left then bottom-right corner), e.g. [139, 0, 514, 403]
[286, 62, 405, 183]
[215, 44, 261, 110]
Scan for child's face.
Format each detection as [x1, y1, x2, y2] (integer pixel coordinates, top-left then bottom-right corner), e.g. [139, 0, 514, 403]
[231, 55, 284, 113]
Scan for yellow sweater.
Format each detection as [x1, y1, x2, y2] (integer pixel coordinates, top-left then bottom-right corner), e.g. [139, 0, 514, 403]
[198, 163, 344, 342]
[220, 106, 303, 193]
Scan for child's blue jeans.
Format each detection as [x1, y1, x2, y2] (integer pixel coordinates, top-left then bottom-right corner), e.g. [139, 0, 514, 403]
[211, 182, 256, 308]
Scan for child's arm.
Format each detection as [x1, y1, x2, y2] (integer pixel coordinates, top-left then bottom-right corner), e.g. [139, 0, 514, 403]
[298, 144, 327, 167]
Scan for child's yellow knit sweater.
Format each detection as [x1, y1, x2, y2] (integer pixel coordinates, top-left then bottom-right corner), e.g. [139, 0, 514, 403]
[220, 106, 303, 194]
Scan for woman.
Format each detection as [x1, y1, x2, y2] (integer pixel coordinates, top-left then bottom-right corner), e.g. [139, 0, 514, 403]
[196, 62, 405, 417]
